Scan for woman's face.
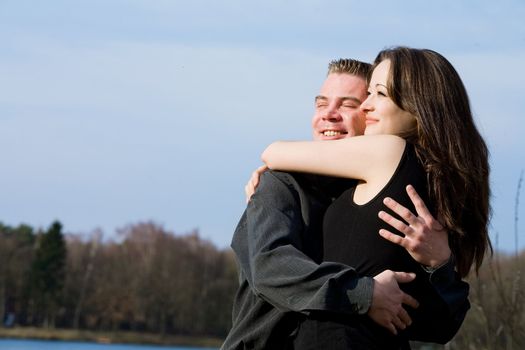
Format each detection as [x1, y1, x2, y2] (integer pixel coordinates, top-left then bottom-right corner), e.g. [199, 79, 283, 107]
[361, 59, 417, 136]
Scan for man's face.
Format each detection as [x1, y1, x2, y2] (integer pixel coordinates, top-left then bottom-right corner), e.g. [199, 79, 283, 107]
[311, 73, 368, 141]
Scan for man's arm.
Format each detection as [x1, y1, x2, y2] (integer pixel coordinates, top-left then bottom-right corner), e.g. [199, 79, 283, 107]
[233, 170, 373, 315]
[233, 170, 420, 334]
[405, 257, 470, 343]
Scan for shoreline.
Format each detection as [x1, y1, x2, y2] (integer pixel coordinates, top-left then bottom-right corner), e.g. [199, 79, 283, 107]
[0, 327, 223, 348]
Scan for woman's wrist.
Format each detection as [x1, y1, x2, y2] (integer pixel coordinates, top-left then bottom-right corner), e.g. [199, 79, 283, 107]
[422, 253, 454, 274]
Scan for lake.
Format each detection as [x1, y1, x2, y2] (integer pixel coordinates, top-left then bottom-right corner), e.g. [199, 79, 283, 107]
[0, 339, 219, 350]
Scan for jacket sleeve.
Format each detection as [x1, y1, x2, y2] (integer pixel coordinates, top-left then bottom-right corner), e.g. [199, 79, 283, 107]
[231, 170, 373, 315]
[405, 257, 470, 343]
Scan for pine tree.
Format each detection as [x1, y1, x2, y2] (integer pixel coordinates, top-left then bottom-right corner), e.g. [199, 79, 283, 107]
[29, 220, 67, 328]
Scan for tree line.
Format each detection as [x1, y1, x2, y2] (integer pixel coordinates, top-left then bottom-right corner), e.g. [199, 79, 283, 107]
[0, 221, 237, 338]
[0, 220, 524, 348]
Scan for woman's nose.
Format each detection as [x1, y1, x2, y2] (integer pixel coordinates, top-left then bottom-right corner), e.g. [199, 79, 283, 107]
[360, 95, 373, 113]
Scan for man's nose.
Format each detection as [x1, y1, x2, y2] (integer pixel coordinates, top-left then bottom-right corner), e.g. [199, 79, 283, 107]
[322, 106, 342, 121]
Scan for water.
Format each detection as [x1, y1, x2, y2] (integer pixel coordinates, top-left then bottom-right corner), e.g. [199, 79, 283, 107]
[0, 339, 219, 350]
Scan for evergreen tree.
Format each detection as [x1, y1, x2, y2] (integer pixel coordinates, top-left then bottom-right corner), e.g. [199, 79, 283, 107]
[29, 220, 67, 327]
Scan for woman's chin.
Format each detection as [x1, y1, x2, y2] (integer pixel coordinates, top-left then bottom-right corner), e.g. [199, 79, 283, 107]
[364, 127, 379, 135]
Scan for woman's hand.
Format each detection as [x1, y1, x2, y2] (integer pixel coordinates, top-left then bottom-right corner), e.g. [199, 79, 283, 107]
[378, 185, 451, 268]
[244, 165, 268, 203]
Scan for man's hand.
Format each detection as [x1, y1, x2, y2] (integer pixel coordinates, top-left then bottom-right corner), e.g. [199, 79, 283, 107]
[244, 165, 268, 203]
[378, 185, 451, 268]
[368, 270, 419, 335]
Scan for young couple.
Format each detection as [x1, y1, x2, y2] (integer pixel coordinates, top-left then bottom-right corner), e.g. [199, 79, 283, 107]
[222, 46, 491, 350]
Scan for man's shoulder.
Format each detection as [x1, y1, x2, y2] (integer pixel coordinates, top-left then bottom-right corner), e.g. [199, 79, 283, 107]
[258, 170, 301, 191]
[260, 170, 354, 201]
[261, 169, 296, 182]
[260, 170, 322, 188]
[258, 170, 323, 197]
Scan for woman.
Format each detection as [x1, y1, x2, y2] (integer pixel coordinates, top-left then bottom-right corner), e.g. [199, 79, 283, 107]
[261, 47, 491, 349]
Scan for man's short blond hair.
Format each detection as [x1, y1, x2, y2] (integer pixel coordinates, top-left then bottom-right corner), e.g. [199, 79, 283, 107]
[327, 59, 371, 79]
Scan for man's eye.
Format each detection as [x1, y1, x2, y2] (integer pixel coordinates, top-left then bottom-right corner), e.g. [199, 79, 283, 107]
[342, 104, 357, 109]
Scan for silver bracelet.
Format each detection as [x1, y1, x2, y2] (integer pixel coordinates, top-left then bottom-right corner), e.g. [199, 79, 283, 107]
[421, 255, 453, 274]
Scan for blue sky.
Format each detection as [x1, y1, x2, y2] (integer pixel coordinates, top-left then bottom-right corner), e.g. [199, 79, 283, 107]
[1, 0, 524, 252]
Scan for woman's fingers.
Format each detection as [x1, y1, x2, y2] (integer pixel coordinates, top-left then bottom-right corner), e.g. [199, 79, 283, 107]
[383, 197, 419, 227]
[244, 165, 269, 203]
[379, 229, 406, 248]
[252, 165, 267, 187]
[378, 211, 413, 236]
[245, 183, 255, 203]
[405, 185, 444, 231]
[405, 185, 432, 218]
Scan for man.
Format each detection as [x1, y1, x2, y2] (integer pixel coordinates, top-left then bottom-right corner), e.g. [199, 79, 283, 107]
[221, 59, 467, 349]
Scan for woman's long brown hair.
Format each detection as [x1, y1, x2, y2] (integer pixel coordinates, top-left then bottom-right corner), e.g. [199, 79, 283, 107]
[374, 47, 492, 277]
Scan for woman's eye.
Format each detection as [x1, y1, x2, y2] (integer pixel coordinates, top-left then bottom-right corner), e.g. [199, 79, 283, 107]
[378, 91, 387, 97]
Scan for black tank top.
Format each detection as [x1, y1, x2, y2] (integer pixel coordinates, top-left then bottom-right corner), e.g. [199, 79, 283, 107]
[295, 143, 446, 349]
[322, 142, 431, 278]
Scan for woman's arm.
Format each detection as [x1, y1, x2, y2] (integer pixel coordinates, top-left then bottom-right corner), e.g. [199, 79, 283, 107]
[261, 134, 406, 183]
